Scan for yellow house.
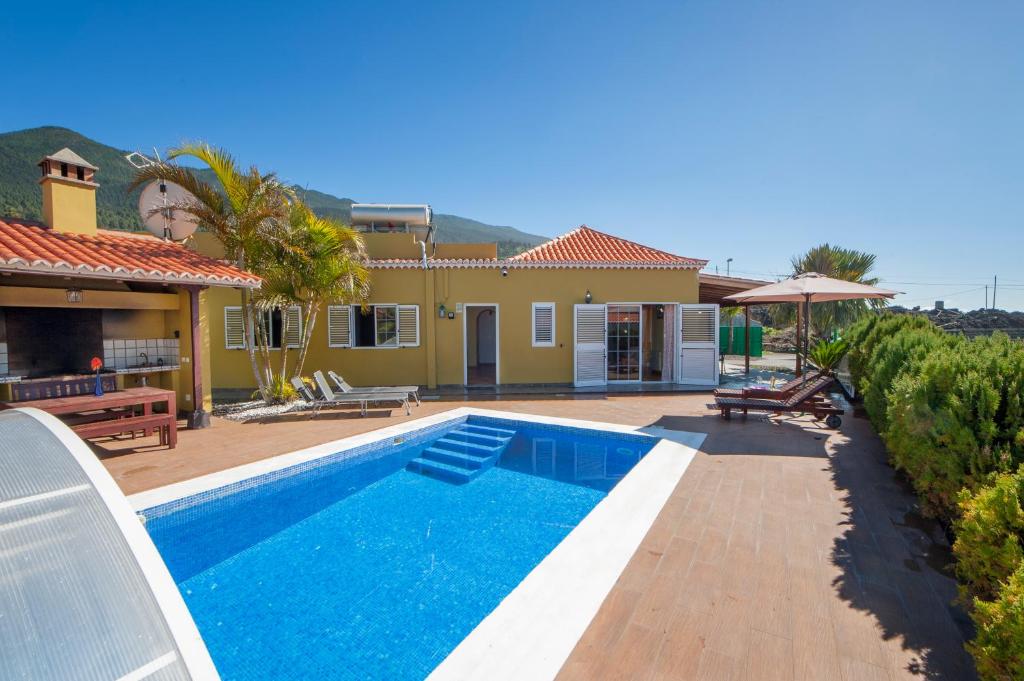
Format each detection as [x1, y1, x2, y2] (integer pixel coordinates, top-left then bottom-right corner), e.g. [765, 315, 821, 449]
[204, 215, 744, 394]
[0, 148, 259, 426]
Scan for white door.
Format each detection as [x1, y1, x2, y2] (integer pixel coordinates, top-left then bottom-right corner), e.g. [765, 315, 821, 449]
[677, 304, 719, 385]
[574, 304, 607, 387]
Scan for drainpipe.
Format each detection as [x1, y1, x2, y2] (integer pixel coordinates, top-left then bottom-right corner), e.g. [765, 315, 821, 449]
[419, 239, 428, 270]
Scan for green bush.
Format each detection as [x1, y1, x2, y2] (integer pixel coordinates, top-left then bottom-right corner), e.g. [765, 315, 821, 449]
[846, 313, 937, 395]
[808, 337, 850, 375]
[884, 334, 1024, 521]
[861, 324, 948, 432]
[967, 561, 1024, 681]
[955, 468, 1024, 602]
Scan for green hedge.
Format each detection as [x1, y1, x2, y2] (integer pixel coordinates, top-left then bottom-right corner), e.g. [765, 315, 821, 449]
[885, 335, 1024, 520]
[957, 472, 1024, 680]
[848, 314, 1024, 679]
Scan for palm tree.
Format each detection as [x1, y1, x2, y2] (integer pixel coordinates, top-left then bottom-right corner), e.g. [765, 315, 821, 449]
[130, 143, 293, 401]
[773, 244, 884, 337]
[257, 204, 371, 383]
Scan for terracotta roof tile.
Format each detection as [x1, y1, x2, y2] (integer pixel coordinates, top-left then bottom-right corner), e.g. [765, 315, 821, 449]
[0, 219, 260, 287]
[509, 226, 706, 268]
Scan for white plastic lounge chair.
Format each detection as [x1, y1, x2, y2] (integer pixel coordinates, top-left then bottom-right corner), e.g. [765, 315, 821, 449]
[327, 370, 421, 406]
[288, 376, 410, 417]
[314, 371, 411, 416]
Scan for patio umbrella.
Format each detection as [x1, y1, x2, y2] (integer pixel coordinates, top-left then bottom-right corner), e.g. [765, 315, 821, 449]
[723, 272, 900, 375]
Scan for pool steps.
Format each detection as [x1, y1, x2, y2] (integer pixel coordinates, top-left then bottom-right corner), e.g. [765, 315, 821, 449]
[407, 424, 515, 484]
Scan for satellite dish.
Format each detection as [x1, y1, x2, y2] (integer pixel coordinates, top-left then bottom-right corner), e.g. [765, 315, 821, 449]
[138, 180, 198, 241]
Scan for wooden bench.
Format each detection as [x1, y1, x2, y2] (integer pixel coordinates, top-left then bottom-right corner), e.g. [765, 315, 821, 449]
[61, 408, 131, 427]
[73, 413, 177, 448]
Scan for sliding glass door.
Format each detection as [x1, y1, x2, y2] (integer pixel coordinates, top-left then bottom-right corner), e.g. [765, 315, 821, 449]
[606, 304, 641, 382]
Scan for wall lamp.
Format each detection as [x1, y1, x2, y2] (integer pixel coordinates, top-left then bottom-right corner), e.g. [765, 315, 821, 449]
[66, 287, 83, 303]
[438, 304, 446, 318]
[584, 289, 593, 304]
[500, 266, 509, 277]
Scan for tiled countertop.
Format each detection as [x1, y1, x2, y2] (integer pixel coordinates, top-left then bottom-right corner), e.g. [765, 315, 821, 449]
[113, 365, 181, 376]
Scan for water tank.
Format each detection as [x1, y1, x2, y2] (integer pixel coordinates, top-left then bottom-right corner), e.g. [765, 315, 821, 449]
[0, 408, 219, 680]
[350, 204, 432, 229]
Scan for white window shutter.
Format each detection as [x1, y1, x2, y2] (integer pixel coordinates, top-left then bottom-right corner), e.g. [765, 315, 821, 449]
[574, 304, 607, 387]
[680, 306, 716, 343]
[284, 306, 303, 349]
[398, 305, 420, 346]
[224, 306, 246, 349]
[532, 303, 555, 347]
[327, 305, 352, 348]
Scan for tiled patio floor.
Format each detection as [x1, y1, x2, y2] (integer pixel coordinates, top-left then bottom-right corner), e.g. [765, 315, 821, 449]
[94, 394, 976, 680]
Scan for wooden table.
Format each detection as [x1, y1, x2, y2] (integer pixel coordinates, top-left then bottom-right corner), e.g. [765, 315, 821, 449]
[2, 387, 178, 448]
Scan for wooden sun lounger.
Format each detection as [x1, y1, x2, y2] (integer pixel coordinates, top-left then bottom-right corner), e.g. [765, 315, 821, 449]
[709, 375, 844, 428]
[714, 370, 823, 398]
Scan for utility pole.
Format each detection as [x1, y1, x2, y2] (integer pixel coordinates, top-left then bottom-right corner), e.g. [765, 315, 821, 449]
[726, 258, 733, 277]
[985, 285, 989, 309]
[993, 275, 998, 310]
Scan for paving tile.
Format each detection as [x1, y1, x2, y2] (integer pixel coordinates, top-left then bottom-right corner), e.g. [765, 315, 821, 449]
[94, 394, 976, 681]
[743, 629, 794, 681]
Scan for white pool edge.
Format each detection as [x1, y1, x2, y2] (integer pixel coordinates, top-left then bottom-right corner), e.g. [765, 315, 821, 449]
[427, 423, 702, 681]
[127, 407, 704, 681]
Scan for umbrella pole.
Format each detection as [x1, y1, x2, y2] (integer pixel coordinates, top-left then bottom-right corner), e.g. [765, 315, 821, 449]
[795, 302, 802, 377]
[804, 295, 812, 379]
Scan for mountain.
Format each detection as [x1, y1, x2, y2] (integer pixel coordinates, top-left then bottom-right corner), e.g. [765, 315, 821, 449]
[0, 126, 548, 256]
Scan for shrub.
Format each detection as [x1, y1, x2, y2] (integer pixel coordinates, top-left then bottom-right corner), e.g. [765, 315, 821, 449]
[967, 562, 1024, 681]
[884, 334, 1024, 521]
[846, 313, 937, 395]
[860, 324, 949, 432]
[808, 337, 850, 375]
[955, 468, 1024, 602]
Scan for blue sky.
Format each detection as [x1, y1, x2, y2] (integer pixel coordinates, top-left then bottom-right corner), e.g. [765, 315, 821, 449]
[5, 1, 1023, 310]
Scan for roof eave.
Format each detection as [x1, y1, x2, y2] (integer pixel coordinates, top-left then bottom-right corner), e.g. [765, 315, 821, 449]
[0, 261, 262, 289]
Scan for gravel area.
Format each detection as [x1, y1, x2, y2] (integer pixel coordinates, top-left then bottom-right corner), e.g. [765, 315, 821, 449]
[212, 400, 300, 422]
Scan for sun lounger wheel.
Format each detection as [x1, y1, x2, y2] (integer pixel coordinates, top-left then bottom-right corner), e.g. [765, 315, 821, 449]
[825, 414, 842, 429]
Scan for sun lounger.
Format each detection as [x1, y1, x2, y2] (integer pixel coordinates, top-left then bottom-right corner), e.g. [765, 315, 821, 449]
[328, 370, 421, 406]
[714, 370, 823, 398]
[288, 376, 411, 417]
[709, 375, 844, 428]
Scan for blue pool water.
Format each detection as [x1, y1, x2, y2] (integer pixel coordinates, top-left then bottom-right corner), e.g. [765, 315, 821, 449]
[146, 416, 656, 680]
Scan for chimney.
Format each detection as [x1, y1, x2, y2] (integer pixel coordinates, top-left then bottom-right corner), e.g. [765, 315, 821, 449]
[37, 148, 99, 235]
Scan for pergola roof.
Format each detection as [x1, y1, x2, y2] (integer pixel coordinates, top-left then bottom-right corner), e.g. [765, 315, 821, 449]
[698, 273, 772, 305]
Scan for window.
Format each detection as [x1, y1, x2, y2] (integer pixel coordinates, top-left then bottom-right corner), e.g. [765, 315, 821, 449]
[375, 306, 398, 347]
[76, 166, 85, 181]
[344, 304, 419, 348]
[532, 302, 555, 347]
[223, 306, 300, 349]
[60, 163, 68, 177]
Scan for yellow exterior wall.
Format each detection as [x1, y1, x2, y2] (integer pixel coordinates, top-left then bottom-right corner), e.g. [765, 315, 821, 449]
[41, 178, 97, 235]
[433, 243, 497, 259]
[206, 266, 699, 390]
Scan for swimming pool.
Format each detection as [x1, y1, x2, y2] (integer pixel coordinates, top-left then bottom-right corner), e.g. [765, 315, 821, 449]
[140, 413, 671, 680]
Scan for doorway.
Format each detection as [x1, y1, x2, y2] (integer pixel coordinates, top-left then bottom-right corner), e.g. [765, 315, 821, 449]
[464, 305, 498, 385]
[606, 304, 641, 382]
[641, 304, 668, 382]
